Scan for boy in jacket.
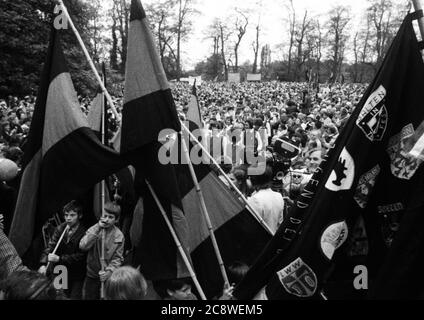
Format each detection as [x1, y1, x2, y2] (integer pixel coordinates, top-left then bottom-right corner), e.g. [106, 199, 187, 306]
[80, 201, 124, 300]
[38, 200, 86, 299]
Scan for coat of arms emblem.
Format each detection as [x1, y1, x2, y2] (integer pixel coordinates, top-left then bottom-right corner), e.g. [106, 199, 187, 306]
[277, 257, 317, 297]
[387, 124, 423, 180]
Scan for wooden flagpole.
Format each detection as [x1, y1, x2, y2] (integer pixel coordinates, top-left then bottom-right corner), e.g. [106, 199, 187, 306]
[55, 0, 121, 122]
[46, 224, 70, 271]
[180, 133, 230, 289]
[100, 71, 106, 300]
[145, 180, 207, 300]
[412, 0, 424, 40]
[180, 122, 274, 235]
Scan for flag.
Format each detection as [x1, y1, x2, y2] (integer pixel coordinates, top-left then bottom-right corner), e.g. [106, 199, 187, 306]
[86, 66, 114, 219]
[122, 0, 190, 281]
[118, 0, 180, 154]
[185, 83, 203, 129]
[88, 91, 112, 219]
[174, 90, 271, 298]
[8, 27, 126, 256]
[86, 88, 103, 134]
[174, 143, 272, 298]
[233, 13, 424, 300]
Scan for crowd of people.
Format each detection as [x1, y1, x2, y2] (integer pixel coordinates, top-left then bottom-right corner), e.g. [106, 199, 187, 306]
[0, 80, 367, 300]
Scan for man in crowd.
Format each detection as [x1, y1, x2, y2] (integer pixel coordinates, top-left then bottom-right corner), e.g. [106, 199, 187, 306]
[248, 165, 285, 234]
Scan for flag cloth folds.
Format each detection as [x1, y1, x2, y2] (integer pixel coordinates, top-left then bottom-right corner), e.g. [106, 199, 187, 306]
[233, 13, 424, 300]
[87, 87, 112, 219]
[173, 88, 271, 298]
[86, 89, 103, 134]
[123, 0, 190, 281]
[175, 147, 272, 298]
[118, 0, 180, 154]
[9, 28, 126, 256]
[186, 83, 203, 129]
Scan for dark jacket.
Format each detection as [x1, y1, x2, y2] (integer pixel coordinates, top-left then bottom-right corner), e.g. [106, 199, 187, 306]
[40, 222, 87, 281]
[0, 182, 17, 235]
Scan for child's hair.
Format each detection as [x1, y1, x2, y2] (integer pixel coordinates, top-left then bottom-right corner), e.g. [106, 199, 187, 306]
[104, 266, 147, 300]
[227, 261, 249, 285]
[104, 201, 121, 219]
[63, 200, 83, 216]
[153, 277, 191, 299]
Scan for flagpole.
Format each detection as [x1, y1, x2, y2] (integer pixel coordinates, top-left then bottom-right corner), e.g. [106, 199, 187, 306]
[100, 70, 106, 300]
[145, 180, 207, 300]
[180, 133, 230, 289]
[412, 0, 424, 39]
[55, 0, 121, 122]
[180, 122, 274, 235]
[46, 224, 70, 271]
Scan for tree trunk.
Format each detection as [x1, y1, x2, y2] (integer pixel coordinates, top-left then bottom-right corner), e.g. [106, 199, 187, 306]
[252, 24, 259, 73]
[220, 25, 228, 81]
[110, 16, 118, 70]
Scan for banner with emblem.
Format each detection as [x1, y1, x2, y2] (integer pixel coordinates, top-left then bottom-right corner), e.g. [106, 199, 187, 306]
[233, 13, 424, 300]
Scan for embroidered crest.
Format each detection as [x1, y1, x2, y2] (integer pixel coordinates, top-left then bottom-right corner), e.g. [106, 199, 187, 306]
[354, 165, 381, 208]
[277, 258, 317, 297]
[325, 148, 355, 191]
[320, 221, 349, 260]
[356, 85, 388, 141]
[387, 124, 424, 180]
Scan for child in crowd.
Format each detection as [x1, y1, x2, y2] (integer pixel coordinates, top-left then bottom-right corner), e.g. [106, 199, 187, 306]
[79, 201, 124, 300]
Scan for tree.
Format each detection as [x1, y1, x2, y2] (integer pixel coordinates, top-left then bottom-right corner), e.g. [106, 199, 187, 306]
[252, 23, 260, 73]
[366, 0, 408, 72]
[205, 18, 232, 80]
[0, 0, 99, 97]
[293, 10, 312, 81]
[145, 0, 178, 78]
[232, 9, 249, 72]
[260, 44, 272, 79]
[109, 1, 119, 69]
[174, 0, 197, 80]
[285, 0, 296, 80]
[326, 5, 351, 83]
[351, 12, 372, 82]
[109, 0, 129, 73]
[305, 18, 323, 83]
[0, 0, 51, 96]
[87, 0, 107, 65]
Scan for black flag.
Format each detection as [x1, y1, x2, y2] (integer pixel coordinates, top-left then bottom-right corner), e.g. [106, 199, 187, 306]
[233, 13, 424, 300]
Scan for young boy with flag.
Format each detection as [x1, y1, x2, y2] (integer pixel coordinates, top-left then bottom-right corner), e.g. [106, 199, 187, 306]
[80, 202, 124, 300]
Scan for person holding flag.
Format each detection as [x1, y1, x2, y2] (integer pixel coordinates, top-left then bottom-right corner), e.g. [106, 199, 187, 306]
[38, 200, 86, 299]
[79, 202, 124, 300]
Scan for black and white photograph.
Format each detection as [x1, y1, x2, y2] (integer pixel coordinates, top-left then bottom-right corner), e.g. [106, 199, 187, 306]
[0, 0, 423, 309]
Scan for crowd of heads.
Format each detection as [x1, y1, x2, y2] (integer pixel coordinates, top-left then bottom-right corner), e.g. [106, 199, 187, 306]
[0, 80, 367, 300]
[0, 80, 367, 214]
[172, 81, 366, 199]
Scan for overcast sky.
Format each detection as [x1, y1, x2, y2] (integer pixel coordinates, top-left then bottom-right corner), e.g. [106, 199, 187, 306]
[110, 0, 372, 69]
